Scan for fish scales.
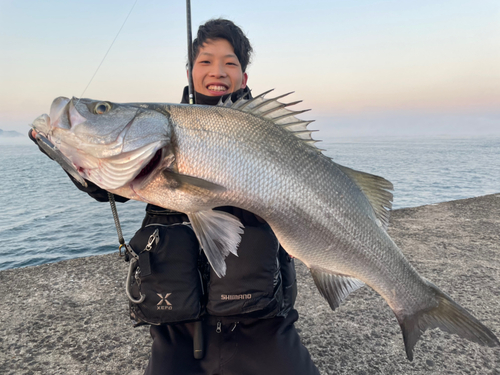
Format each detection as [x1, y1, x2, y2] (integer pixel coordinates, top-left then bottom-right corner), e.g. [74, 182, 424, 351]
[31, 93, 499, 361]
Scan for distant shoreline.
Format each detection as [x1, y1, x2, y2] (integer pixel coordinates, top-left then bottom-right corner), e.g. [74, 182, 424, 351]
[0, 128, 28, 145]
[0, 128, 23, 137]
[0, 137, 31, 145]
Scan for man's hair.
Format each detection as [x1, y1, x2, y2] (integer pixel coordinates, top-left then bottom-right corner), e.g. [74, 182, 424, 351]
[193, 18, 253, 72]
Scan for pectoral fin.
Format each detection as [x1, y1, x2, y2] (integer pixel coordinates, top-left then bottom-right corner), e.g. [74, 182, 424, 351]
[188, 210, 244, 278]
[310, 268, 365, 310]
[162, 170, 226, 193]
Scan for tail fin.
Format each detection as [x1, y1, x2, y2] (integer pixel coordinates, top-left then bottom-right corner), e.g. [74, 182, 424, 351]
[397, 281, 499, 361]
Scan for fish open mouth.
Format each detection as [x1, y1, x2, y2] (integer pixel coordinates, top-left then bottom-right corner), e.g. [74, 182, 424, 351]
[134, 148, 163, 182]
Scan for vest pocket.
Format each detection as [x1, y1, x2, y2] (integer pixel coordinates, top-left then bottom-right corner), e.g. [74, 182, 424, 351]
[128, 223, 204, 325]
[206, 224, 283, 318]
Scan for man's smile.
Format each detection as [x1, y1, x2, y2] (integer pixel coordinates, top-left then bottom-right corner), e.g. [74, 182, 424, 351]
[207, 84, 229, 93]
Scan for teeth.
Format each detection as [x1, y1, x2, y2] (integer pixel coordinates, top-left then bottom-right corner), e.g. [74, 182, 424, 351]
[207, 85, 227, 92]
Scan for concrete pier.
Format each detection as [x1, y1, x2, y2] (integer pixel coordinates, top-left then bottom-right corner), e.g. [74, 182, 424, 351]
[1, 194, 499, 374]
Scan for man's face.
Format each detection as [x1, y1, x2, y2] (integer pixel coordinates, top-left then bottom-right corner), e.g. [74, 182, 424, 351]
[191, 38, 248, 97]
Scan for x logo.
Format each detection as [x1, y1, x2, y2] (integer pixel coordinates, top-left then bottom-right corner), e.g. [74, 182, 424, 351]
[157, 293, 172, 306]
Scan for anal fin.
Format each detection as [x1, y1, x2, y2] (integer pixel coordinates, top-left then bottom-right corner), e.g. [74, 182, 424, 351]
[310, 268, 364, 310]
[188, 210, 244, 278]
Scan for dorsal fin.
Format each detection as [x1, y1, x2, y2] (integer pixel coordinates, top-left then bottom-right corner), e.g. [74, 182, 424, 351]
[219, 90, 393, 227]
[337, 165, 394, 229]
[220, 90, 320, 150]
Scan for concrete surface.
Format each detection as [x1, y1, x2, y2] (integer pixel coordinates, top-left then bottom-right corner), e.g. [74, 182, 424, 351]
[1, 194, 499, 374]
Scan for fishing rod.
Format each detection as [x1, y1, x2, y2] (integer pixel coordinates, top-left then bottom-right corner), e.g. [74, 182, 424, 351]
[186, 0, 195, 105]
[185, 0, 204, 360]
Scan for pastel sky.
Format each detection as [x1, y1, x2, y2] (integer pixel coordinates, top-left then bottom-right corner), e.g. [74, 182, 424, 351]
[1, 0, 499, 138]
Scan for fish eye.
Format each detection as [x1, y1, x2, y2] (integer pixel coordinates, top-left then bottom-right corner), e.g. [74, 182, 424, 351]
[94, 102, 111, 115]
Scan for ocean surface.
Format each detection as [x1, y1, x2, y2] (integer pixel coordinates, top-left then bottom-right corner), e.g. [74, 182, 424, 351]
[0, 136, 499, 271]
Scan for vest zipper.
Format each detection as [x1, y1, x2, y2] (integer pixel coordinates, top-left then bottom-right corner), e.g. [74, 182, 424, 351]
[216, 321, 222, 333]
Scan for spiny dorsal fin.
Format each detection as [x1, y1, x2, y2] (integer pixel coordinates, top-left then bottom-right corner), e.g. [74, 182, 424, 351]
[337, 165, 394, 229]
[220, 90, 320, 151]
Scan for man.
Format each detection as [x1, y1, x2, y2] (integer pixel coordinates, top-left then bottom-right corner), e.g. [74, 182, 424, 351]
[32, 18, 320, 375]
[140, 19, 319, 375]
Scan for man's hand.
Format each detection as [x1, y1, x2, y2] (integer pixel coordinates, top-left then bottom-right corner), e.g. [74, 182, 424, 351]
[29, 128, 52, 159]
[28, 128, 129, 203]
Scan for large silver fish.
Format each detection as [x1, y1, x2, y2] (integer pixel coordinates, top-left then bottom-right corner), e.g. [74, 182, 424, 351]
[32, 92, 499, 360]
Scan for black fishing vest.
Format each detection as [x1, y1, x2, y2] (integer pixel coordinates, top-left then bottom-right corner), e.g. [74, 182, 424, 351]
[129, 205, 297, 324]
[127, 87, 297, 325]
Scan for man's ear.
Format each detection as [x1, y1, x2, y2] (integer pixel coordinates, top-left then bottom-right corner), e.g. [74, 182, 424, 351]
[241, 72, 248, 89]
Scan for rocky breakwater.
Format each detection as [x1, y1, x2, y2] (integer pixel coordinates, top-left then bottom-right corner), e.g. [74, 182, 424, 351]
[1, 194, 499, 374]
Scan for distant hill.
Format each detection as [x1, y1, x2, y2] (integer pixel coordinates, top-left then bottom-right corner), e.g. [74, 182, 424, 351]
[0, 129, 23, 138]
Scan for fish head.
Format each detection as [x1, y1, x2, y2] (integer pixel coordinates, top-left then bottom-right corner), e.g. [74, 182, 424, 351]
[32, 97, 172, 190]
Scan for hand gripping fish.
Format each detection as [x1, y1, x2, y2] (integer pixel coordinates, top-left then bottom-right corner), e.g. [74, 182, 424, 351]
[32, 91, 499, 360]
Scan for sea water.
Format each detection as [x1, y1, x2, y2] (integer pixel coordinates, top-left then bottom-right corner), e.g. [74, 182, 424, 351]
[0, 136, 499, 270]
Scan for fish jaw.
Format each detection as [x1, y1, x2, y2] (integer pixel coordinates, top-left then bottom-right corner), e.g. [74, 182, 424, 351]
[32, 113, 51, 135]
[33, 97, 173, 190]
[32, 97, 72, 134]
[50, 97, 72, 129]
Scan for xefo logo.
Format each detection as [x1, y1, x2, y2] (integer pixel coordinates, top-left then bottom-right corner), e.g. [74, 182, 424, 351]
[157, 293, 173, 310]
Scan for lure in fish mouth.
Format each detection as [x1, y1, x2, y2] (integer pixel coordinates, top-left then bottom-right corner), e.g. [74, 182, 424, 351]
[32, 92, 500, 361]
[32, 96, 171, 191]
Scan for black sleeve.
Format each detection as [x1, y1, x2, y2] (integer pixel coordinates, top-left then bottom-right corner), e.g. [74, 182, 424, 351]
[29, 129, 129, 203]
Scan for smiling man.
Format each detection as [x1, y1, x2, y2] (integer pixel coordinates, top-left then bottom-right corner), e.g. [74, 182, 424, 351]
[180, 18, 251, 106]
[192, 38, 248, 96]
